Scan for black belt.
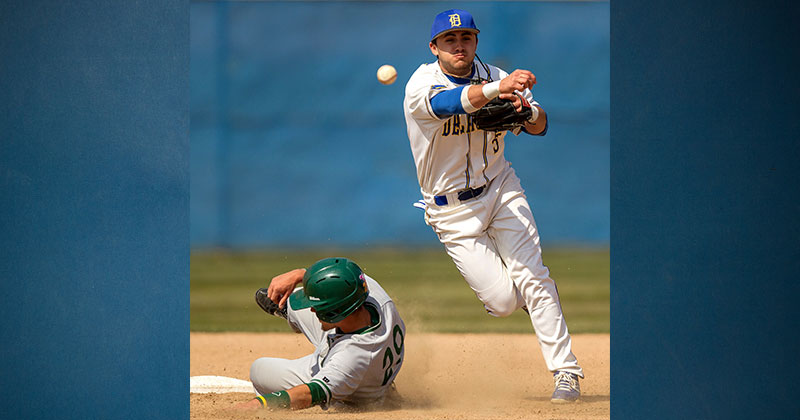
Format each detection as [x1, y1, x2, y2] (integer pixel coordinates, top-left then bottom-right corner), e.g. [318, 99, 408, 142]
[434, 185, 485, 206]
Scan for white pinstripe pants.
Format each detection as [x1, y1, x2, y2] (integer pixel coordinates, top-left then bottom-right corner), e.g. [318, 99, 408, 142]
[424, 165, 583, 377]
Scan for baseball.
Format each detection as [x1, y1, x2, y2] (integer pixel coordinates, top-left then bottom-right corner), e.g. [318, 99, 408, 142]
[377, 64, 397, 85]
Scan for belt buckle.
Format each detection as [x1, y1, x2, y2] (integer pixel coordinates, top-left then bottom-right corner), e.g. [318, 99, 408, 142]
[457, 185, 484, 202]
[456, 189, 471, 201]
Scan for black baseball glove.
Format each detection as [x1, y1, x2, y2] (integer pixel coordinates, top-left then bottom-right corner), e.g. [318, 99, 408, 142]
[470, 93, 533, 132]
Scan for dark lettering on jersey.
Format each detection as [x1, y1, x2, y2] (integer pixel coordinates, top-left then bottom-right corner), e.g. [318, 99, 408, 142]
[382, 324, 405, 386]
[442, 114, 477, 137]
[381, 347, 394, 386]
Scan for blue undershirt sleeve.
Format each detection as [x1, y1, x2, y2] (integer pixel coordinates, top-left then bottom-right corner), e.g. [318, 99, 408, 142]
[430, 87, 467, 117]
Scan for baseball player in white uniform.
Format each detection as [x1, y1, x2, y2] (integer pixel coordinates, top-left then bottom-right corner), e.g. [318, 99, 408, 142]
[235, 257, 405, 411]
[403, 9, 583, 402]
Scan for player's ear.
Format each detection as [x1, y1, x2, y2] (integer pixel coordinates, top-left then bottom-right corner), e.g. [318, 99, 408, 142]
[429, 41, 438, 57]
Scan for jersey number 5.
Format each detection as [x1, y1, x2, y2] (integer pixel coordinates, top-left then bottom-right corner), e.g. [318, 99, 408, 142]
[381, 325, 404, 386]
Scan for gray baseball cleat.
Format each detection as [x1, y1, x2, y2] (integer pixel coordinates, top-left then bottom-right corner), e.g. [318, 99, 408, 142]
[255, 288, 288, 319]
[550, 371, 581, 403]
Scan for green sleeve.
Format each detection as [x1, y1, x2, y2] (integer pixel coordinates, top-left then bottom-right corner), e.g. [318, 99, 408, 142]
[305, 381, 328, 406]
[261, 391, 291, 409]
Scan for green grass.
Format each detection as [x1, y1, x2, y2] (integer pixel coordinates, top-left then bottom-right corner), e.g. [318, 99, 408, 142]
[191, 246, 609, 334]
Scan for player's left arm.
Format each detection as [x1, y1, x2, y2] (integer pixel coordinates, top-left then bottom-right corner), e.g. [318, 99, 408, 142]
[513, 88, 548, 136]
[236, 351, 370, 411]
[522, 104, 547, 135]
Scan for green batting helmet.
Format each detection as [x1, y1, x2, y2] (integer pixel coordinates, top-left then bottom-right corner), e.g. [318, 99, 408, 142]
[289, 257, 369, 323]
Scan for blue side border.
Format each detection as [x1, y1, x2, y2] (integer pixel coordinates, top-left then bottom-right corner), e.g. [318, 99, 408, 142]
[0, 1, 188, 419]
[612, 0, 800, 418]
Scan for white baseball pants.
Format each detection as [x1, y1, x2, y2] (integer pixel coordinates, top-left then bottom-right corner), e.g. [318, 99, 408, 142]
[424, 165, 583, 377]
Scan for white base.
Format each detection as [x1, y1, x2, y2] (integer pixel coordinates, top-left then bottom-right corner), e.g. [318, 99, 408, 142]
[190, 375, 255, 394]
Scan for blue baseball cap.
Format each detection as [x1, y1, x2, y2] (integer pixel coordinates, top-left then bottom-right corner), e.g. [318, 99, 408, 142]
[430, 9, 480, 42]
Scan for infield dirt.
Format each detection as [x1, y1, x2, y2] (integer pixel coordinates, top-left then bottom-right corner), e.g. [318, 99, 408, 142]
[191, 332, 609, 420]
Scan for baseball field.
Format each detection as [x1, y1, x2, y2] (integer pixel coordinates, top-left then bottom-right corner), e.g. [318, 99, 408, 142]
[190, 247, 609, 419]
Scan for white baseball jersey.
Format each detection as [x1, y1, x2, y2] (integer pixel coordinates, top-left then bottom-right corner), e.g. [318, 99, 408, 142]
[403, 59, 539, 198]
[401, 59, 584, 378]
[306, 275, 405, 405]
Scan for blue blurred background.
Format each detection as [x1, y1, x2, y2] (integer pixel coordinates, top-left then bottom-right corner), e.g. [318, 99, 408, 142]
[190, 1, 609, 249]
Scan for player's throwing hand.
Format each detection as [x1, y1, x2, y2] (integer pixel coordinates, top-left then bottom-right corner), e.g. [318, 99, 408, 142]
[500, 69, 536, 94]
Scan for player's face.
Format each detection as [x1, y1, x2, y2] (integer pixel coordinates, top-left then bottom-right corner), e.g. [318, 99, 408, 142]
[430, 30, 478, 77]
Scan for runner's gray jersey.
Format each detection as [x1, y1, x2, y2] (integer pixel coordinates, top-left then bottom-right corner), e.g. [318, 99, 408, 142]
[308, 275, 405, 405]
